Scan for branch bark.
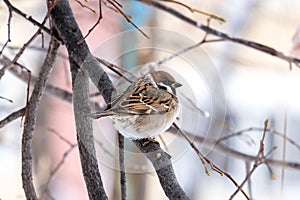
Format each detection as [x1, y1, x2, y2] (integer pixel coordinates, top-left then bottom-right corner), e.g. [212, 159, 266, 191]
[71, 59, 108, 200]
[134, 140, 190, 200]
[138, 0, 300, 68]
[49, 0, 110, 199]
[0, 107, 25, 128]
[118, 133, 127, 200]
[49, 0, 189, 199]
[22, 38, 60, 200]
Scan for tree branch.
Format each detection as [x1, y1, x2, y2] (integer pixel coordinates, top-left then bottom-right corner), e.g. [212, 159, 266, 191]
[118, 133, 127, 200]
[22, 38, 60, 200]
[177, 130, 300, 170]
[49, 0, 189, 199]
[138, 0, 300, 69]
[49, 0, 110, 199]
[71, 59, 108, 200]
[0, 107, 25, 128]
[133, 140, 190, 200]
[2, 0, 52, 37]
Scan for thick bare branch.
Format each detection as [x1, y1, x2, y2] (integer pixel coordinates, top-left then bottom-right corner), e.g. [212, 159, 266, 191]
[49, 0, 189, 199]
[22, 38, 60, 200]
[72, 59, 109, 200]
[133, 140, 190, 200]
[49, 0, 110, 199]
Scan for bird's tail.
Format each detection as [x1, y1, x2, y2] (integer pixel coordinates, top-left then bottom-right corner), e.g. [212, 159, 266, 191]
[89, 111, 113, 119]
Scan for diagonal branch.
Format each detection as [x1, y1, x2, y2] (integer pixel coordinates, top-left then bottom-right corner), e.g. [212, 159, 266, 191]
[0, 107, 25, 128]
[2, 0, 52, 36]
[133, 140, 190, 200]
[138, 0, 300, 69]
[174, 130, 300, 170]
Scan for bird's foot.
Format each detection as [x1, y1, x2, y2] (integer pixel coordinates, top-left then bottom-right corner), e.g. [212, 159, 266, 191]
[142, 137, 159, 146]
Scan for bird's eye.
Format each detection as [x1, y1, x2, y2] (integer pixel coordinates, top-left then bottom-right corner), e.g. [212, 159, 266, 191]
[157, 84, 167, 91]
[157, 82, 178, 95]
[161, 79, 172, 86]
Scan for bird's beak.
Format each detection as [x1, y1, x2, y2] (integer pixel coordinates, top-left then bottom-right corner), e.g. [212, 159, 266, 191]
[171, 82, 182, 88]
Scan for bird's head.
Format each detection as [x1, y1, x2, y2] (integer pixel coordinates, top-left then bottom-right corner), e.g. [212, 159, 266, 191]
[151, 71, 182, 95]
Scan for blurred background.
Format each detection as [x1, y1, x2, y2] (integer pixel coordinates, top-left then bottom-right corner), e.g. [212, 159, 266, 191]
[1, 0, 300, 199]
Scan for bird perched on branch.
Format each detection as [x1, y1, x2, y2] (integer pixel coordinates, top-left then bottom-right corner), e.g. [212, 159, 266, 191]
[90, 70, 182, 139]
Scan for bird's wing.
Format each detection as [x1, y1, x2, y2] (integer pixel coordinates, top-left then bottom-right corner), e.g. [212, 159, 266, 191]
[116, 83, 176, 115]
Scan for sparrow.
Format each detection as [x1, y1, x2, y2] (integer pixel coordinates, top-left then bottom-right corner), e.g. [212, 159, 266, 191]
[91, 70, 182, 139]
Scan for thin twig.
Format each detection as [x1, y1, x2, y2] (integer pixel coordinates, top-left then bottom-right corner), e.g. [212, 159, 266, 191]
[229, 120, 275, 200]
[159, 0, 226, 23]
[39, 129, 77, 200]
[0, 44, 66, 58]
[1, 54, 104, 109]
[75, 0, 96, 14]
[96, 57, 137, 83]
[0, 96, 13, 103]
[0, 11, 50, 79]
[0, 2, 12, 55]
[102, 0, 120, 13]
[170, 129, 300, 170]
[2, 0, 51, 34]
[48, 128, 74, 146]
[43, 129, 77, 195]
[156, 40, 205, 65]
[0, 107, 25, 128]
[156, 37, 223, 66]
[0, 60, 32, 124]
[139, 0, 300, 69]
[107, 0, 150, 39]
[179, 93, 210, 117]
[112, 0, 123, 8]
[172, 122, 250, 200]
[216, 127, 300, 152]
[78, 0, 103, 44]
[0, 55, 32, 117]
[173, 122, 210, 175]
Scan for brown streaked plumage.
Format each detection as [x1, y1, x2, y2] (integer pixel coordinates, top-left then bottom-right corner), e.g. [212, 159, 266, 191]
[91, 70, 182, 139]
